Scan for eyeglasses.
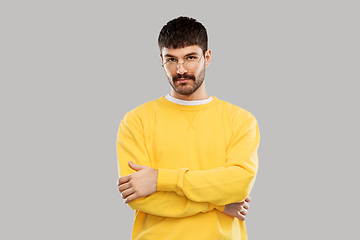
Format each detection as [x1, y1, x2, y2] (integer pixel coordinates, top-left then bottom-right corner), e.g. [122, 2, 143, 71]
[162, 55, 203, 73]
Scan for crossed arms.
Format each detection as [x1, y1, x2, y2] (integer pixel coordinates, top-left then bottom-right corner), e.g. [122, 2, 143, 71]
[118, 160, 252, 220]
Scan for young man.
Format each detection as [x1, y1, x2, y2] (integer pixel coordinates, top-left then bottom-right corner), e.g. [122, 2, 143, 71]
[117, 16, 259, 239]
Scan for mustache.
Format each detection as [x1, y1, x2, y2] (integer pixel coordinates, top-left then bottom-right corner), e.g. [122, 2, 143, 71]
[172, 73, 195, 82]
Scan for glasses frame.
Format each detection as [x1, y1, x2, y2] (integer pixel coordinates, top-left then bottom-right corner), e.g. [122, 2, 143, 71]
[162, 54, 203, 73]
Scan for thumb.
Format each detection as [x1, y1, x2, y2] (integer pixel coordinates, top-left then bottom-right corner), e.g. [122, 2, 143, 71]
[129, 161, 146, 171]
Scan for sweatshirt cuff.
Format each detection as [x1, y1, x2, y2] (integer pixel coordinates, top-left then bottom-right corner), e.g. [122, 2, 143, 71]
[208, 203, 225, 212]
[157, 169, 179, 192]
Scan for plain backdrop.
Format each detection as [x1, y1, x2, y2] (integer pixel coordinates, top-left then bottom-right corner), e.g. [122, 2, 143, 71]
[1, 0, 359, 239]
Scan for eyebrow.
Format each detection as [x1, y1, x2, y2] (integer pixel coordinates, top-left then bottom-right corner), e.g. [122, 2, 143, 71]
[164, 52, 200, 58]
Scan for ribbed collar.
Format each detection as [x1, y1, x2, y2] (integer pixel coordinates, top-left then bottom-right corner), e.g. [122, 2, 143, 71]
[164, 94, 214, 106]
[158, 95, 219, 111]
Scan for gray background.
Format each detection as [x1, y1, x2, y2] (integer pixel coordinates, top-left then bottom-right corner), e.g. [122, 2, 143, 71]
[1, 0, 359, 239]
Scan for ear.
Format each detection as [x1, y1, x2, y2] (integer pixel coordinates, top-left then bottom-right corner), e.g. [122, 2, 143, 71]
[159, 53, 163, 63]
[205, 49, 212, 67]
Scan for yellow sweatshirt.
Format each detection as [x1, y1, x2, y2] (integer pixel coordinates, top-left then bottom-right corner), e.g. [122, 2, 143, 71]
[117, 96, 259, 240]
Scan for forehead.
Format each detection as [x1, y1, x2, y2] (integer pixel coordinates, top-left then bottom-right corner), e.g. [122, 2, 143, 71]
[161, 45, 202, 58]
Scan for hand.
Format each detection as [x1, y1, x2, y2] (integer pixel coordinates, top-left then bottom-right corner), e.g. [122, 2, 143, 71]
[222, 196, 251, 221]
[117, 161, 158, 203]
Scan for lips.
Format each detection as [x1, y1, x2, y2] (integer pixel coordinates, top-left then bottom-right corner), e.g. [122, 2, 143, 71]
[176, 79, 191, 83]
[173, 74, 195, 83]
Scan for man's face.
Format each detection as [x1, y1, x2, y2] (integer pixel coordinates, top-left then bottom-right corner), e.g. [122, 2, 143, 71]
[161, 46, 209, 96]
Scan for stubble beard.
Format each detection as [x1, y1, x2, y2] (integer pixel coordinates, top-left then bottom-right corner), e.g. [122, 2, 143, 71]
[167, 64, 206, 96]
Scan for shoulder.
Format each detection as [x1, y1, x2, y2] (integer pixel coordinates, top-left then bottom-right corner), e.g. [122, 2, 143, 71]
[217, 98, 257, 125]
[121, 98, 162, 126]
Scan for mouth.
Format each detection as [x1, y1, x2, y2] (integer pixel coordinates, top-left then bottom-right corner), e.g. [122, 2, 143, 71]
[176, 78, 192, 83]
[173, 74, 195, 84]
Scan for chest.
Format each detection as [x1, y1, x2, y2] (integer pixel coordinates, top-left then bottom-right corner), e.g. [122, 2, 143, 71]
[148, 110, 231, 170]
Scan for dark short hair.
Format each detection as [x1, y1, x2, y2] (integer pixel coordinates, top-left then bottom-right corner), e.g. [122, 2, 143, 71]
[158, 16, 208, 55]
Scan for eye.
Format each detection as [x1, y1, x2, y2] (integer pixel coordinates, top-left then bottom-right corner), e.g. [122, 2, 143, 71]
[166, 58, 177, 63]
[187, 56, 198, 61]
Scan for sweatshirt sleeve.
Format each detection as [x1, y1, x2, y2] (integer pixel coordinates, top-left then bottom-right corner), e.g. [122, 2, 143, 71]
[157, 111, 259, 206]
[117, 116, 225, 218]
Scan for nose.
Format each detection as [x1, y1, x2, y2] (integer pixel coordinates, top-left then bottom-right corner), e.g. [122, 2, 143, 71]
[177, 62, 188, 75]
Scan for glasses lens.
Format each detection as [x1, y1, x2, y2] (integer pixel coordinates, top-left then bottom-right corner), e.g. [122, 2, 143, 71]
[164, 62, 177, 73]
[184, 60, 199, 72]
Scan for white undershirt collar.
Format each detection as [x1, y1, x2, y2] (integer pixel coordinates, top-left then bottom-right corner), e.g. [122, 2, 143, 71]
[165, 94, 213, 106]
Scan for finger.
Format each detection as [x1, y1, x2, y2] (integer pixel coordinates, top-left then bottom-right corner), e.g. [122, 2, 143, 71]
[118, 177, 129, 186]
[124, 193, 138, 204]
[245, 196, 251, 202]
[118, 182, 132, 193]
[129, 161, 146, 171]
[240, 209, 248, 216]
[237, 211, 245, 221]
[243, 202, 249, 209]
[121, 187, 136, 199]
[118, 175, 131, 185]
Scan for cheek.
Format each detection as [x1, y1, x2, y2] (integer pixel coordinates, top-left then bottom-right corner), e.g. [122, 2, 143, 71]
[195, 67, 205, 78]
[165, 72, 174, 79]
